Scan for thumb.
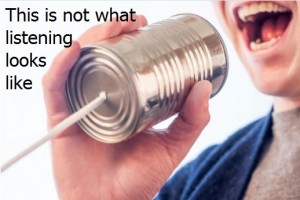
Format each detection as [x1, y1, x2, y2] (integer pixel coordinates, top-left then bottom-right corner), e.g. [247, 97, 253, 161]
[162, 80, 212, 165]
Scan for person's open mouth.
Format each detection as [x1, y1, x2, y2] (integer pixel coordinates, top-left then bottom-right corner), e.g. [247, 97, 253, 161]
[234, 2, 292, 51]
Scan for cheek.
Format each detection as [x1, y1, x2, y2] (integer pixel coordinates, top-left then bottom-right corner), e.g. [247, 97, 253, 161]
[240, 51, 300, 97]
[288, 53, 300, 96]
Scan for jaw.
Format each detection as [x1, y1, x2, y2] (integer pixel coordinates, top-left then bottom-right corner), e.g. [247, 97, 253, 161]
[217, 1, 300, 101]
[242, 39, 300, 98]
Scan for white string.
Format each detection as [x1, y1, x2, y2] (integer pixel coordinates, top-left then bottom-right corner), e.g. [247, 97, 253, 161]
[1, 92, 106, 173]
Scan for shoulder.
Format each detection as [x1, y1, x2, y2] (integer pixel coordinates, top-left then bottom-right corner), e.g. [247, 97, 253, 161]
[190, 114, 271, 170]
[157, 113, 272, 200]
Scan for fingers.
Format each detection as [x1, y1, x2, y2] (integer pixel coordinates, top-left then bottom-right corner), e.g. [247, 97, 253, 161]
[174, 81, 212, 134]
[77, 20, 122, 46]
[44, 15, 148, 119]
[161, 81, 212, 164]
[78, 15, 148, 46]
[120, 15, 148, 33]
[137, 15, 148, 27]
[43, 41, 81, 117]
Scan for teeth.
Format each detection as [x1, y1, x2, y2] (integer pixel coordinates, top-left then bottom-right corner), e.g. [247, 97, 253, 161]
[255, 38, 261, 44]
[246, 15, 255, 22]
[238, 2, 290, 22]
[250, 37, 279, 51]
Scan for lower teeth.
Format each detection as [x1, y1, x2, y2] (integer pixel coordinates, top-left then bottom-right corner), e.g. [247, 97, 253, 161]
[250, 37, 280, 51]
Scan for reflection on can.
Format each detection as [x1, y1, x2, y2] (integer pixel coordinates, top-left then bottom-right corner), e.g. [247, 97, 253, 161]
[66, 14, 229, 143]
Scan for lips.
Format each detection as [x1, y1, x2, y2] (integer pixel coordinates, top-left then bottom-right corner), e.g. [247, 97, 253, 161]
[234, 2, 292, 51]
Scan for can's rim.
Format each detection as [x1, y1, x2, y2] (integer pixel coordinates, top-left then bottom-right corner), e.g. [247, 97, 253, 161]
[65, 45, 143, 143]
[172, 13, 229, 98]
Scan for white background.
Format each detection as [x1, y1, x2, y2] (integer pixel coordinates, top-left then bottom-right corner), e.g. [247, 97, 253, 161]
[1, 1, 272, 200]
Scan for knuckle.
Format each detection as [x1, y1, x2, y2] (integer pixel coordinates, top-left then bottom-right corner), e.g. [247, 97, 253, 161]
[202, 104, 211, 124]
[202, 111, 211, 125]
[42, 73, 55, 91]
[177, 111, 199, 132]
[42, 74, 50, 89]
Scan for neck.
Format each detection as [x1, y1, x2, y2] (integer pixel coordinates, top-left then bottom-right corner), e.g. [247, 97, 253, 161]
[273, 97, 300, 113]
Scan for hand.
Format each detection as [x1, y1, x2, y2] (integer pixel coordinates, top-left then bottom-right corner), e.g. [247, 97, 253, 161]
[43, 15, 212, 200]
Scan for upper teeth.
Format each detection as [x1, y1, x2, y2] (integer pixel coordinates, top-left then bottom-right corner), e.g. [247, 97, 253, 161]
[238, 2, 290, 22]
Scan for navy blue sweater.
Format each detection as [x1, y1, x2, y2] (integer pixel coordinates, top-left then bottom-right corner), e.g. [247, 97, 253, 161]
[156, 112, 273, 200]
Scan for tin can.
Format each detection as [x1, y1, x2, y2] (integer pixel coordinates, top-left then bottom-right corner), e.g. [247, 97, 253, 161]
[66, 14, 228, 143]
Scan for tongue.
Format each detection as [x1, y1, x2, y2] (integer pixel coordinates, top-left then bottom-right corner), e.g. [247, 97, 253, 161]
[275, 14, 290, 37]
[261, 14, 290, 42]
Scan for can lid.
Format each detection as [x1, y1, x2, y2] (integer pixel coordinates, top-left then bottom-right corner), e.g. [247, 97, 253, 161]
[66, 46, 140, 143]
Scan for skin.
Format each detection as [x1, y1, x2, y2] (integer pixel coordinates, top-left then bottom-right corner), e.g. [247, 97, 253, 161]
[214, 1, 300, 112]
[44, 1, 300, 198]
[43, 15, 212, 199]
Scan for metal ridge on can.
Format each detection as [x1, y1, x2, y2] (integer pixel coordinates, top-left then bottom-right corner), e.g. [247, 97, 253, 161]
[66, 13, 229, 143]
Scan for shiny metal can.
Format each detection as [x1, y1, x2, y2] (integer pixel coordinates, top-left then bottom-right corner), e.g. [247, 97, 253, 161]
[66, 14, 229, 143]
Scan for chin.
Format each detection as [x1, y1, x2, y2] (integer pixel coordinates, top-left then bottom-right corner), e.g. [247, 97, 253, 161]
[251, 65, 300, 97]
[215, 1, 300, 99]
[254, 77, 290, 96]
